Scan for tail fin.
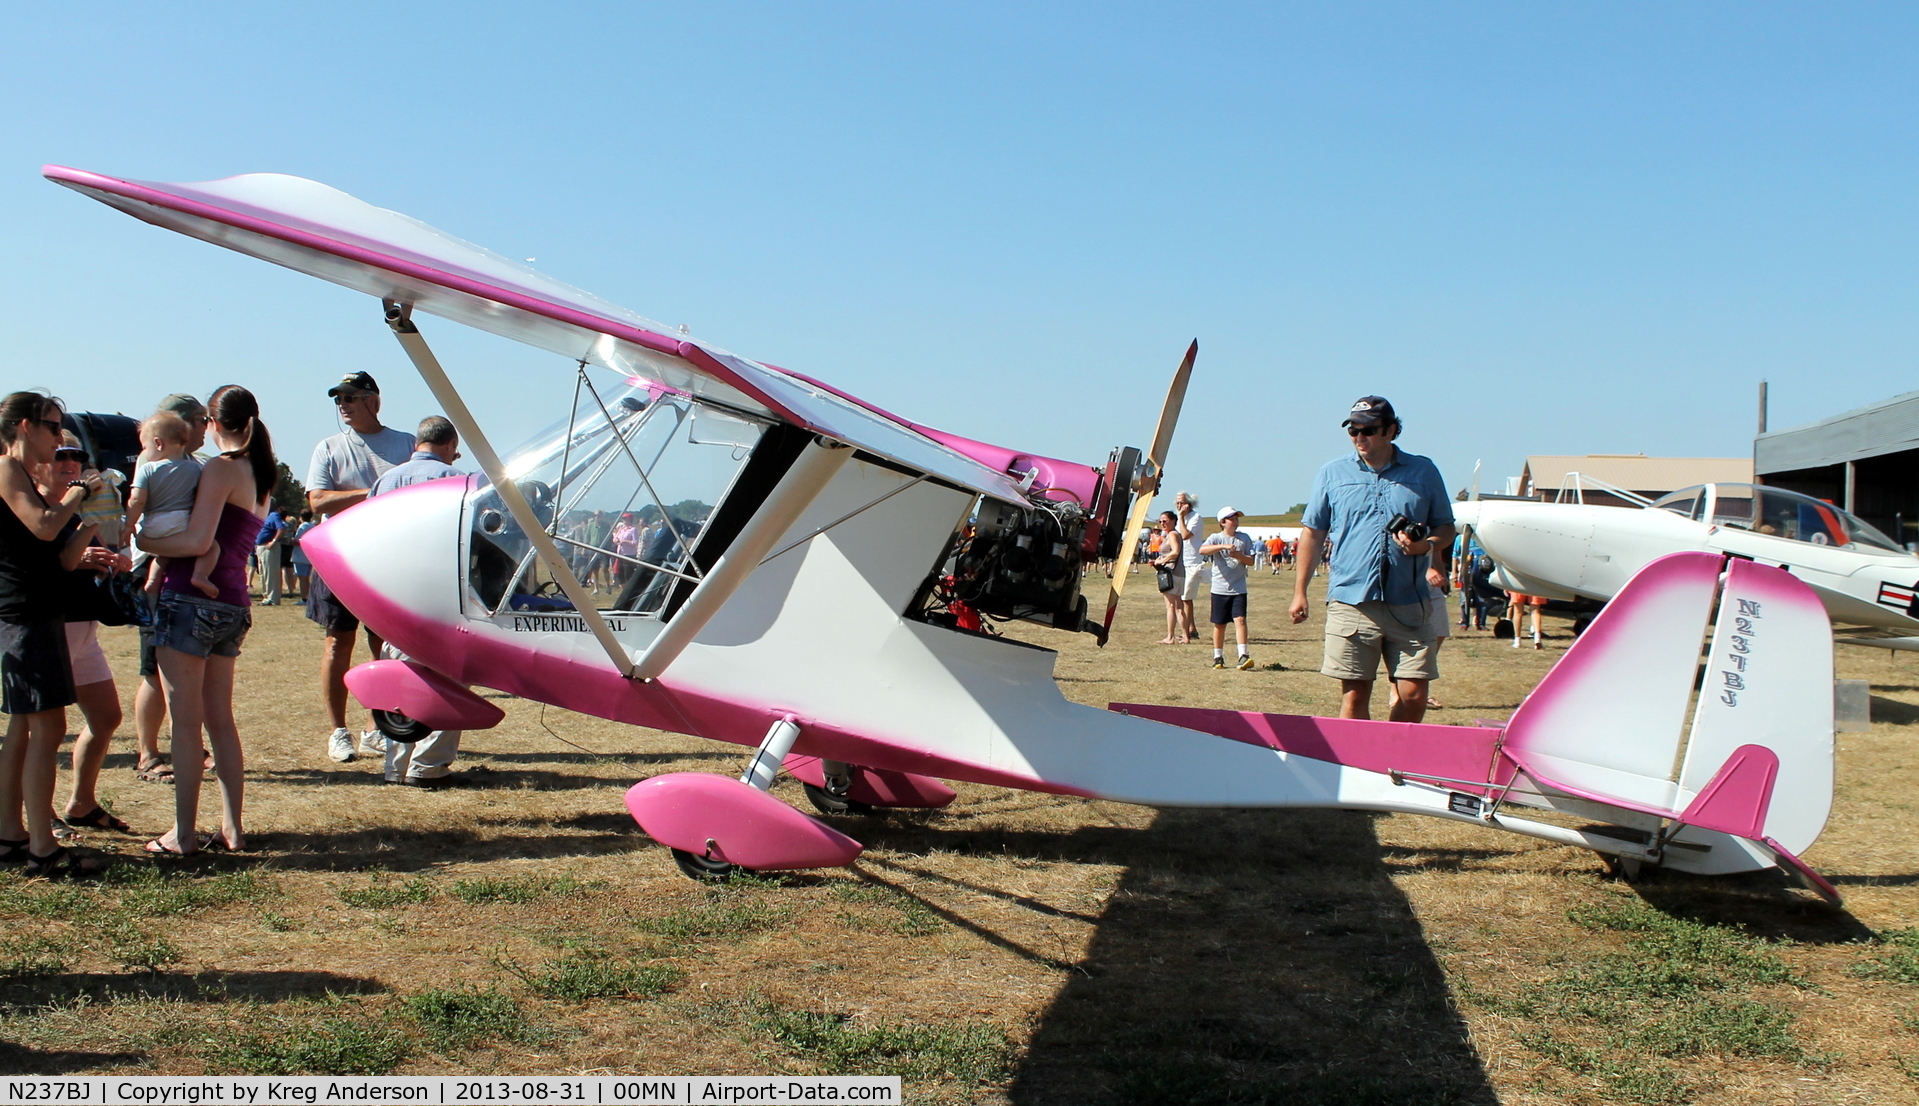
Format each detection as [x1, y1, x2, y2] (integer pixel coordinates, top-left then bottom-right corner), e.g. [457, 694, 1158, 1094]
[1502, 553, 1834, 853]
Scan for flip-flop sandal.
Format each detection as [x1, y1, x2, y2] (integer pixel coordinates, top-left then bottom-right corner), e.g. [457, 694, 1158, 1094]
[0, 838, 29, 864]
[61, 807, 135, 835]
[23, 846, 107, 880]
[134, 756, 175, 784]
[201, 835, 247, 854]
[144, 835, 206, 856]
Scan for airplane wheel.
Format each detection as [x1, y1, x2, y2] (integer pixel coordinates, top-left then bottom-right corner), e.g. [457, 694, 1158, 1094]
[670, 848, 736, 882]
[803, 782, 874, 816]
[1599, 853, 1645, 882]
[372, 709, 430, 744]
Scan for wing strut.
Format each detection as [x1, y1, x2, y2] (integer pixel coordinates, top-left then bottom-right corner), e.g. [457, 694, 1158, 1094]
[382, 301, 637, 678]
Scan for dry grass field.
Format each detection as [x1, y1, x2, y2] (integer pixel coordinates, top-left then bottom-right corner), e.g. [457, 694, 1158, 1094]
[2, 565, 1917, 1105]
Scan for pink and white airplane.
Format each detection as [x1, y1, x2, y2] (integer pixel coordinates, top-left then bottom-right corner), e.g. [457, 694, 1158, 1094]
[47, 167, 1842, 902]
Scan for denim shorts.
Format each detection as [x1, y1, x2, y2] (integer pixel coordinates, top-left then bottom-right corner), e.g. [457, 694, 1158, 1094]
[153, 591, 251, 659]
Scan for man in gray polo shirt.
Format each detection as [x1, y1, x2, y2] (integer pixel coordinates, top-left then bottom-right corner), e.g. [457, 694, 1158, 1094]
[1289, 396, 1453, 722]
[306, 371, 416, 765]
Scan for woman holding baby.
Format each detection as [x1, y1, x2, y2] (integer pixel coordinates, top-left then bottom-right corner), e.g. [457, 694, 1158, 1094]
[136, 385, 276, 855]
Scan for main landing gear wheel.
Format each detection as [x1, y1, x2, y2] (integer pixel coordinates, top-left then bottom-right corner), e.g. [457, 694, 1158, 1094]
[371, 709, 430, 744]
[670, 848, 737, 882]
[802, 782, 874, 816]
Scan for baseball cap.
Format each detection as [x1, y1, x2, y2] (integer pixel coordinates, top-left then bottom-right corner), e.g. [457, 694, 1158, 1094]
[1216, 506, 1243, 522]
[157, 393, 206, 420]
[1342, 395, 1395, 428]
[327, 371, 380, 398]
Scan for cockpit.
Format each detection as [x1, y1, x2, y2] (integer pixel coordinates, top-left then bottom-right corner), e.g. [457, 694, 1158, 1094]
[462, 367, 794, 620]
[1649, 483, 1907, 554]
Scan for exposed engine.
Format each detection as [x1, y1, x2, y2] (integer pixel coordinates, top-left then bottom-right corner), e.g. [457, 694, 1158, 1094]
[912, 446, 1139, 637]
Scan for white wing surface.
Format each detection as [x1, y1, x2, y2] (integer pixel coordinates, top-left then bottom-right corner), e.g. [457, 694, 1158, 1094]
[45, 165, 1029, 505]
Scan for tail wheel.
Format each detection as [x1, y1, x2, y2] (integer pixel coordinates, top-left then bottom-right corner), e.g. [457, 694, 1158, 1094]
[802, 782, 874, 816]
[670, 848, 737, 882]
[372, 709, 431, 744]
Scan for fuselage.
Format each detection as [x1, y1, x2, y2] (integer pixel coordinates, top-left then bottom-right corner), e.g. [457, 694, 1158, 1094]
[1458, 483, 1919, 638]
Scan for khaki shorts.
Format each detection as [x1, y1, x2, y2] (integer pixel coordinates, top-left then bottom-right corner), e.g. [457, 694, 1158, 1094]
[1178, 564, 1210, 602]
[1321, 599, 1444, 683]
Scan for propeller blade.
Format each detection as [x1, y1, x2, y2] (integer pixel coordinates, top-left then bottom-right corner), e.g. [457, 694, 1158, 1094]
[1145, 339, 1198, 474]
[1097, 340, 1198, 645]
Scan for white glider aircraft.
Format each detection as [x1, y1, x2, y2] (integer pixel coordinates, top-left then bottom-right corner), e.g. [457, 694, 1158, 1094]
[1459, 484, 1919, 650]
[48, 167, 1846, 903]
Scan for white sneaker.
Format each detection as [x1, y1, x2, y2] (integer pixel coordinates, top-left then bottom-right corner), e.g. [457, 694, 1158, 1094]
[327, 728, 356, 763]
[359, 729, 389, 756]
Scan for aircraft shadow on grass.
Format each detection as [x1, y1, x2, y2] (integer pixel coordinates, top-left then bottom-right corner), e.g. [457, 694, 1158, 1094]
[1003, 807, 1497, 1105]
[0, 969, 384, 1012]
[0, 1042, 145, 1075]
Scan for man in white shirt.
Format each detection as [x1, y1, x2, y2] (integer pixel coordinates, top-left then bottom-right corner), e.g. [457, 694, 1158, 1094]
[305, 371, 416, 765]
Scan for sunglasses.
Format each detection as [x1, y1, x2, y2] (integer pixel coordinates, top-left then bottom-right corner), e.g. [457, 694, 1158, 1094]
[332, 391, 372, 406]
[54, 449, 86, 461]
[38, 418, 63, 434]
[1346, 425, 1384, 438]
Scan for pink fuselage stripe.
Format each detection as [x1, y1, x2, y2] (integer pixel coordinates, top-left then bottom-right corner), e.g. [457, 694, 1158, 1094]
[301, 522, 1091, 799]
[41, 165, 801, 424]
[1112, 702, 1509, 791]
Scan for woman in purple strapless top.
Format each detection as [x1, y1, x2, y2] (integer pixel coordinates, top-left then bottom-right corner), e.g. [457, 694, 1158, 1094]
[136, 385, 276, 855]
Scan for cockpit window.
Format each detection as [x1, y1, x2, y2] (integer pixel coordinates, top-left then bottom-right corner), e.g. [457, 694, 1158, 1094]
[1651, 486, 1703, 519]
[1706, 483, 1905, 553]
[463, 367, 771, 618]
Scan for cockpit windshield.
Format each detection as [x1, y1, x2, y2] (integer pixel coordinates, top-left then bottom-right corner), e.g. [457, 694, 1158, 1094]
[463, 366, 770, 618]
[1654, 483, 1907, 553]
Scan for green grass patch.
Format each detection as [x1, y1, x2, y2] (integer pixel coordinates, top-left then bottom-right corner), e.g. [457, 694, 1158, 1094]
[501, 949, 682, 1002]
[203, 1009, 409, 1075]
[0, 935, 72, 977]
[634, 888, 791, 941]
[403, 985, 542, 1050]
[337, 874, 436, 909]
[831, 881, 944, 937]
[749, 1003, 1011, 1083]
[0, 875, 101, 919]
[102, 866, 278, 916]
[449, 872, 591, 905]
[102, 917, 181, 972]
[1567, 901, 1806, 990]
[1453, 899, 1823, 1100]
[1518, 1030, 1692, 1106]
[1853, 928, 1919, 985]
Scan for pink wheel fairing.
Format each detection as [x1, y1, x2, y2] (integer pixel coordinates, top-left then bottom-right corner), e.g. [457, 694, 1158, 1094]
[625, 773, 863, 870]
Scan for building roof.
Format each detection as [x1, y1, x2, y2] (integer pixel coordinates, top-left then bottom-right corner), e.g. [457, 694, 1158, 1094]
[1519, 455, 1754, 496]
[1756, 389, 1919, 475]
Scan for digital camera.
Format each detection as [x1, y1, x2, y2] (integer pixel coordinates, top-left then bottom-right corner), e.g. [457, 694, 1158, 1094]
[1387, 514, 1429, 543]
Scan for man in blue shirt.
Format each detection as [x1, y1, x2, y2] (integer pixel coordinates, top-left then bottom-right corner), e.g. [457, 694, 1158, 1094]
[1289, 396, 1454, 721]
[253, 504, 286, 605]
[368, 416, 471, 788]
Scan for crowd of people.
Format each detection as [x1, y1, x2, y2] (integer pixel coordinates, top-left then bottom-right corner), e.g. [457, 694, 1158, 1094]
[0, 373, 475, 877]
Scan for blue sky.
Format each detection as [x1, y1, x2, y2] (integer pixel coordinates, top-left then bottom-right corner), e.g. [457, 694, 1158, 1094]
[4, 4, 1915, 512]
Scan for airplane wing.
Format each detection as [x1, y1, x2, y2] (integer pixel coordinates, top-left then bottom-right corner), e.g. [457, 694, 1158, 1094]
[44, 166, 1030, 506]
